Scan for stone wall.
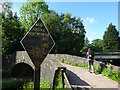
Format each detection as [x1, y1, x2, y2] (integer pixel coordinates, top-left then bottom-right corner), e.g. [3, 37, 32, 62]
[47, 54, 103, 67]
[48, 54, 87, 64]
[47, 54, 120, 72]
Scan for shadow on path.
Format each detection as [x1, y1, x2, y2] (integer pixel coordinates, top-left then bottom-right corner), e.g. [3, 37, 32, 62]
[66, 69, 90, 86]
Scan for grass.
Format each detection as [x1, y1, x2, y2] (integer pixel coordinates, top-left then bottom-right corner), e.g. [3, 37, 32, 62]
[40, 77, 51, 89]
[22, 71, 65, 89]
[54, 71, 63, 89]
[94, 66, 102, 74]
[2, 77, 51, 89]
[102, 68, 120, 84]
[2, 81, 24, 89]
[62, 60, 120, 84]
[65, 61, 88, 69]
[22, 77, 51, 89]
[2, 75, 65, 89]
[2, 70, 65, 89]
[22, 80, 34, 89]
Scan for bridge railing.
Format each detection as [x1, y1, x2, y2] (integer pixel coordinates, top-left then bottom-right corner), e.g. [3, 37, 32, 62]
[62, 68, 72, 89]
[52, 66, 72, 89]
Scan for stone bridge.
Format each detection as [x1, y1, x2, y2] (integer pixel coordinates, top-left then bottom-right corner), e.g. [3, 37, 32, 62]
[3, 51, 89, 83]
[3, 51, 120, 78]
[2, 51, 120, 89]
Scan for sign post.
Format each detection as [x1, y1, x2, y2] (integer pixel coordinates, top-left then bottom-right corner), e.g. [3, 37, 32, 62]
[34, 67, 40, 90]
[20, 18, 55, 90]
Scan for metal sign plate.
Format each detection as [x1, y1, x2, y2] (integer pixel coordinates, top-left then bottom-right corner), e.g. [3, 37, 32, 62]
[20, 18, 55, 70]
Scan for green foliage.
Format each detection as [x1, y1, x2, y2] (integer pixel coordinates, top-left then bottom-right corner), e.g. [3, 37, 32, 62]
[91, 39, 104, 52]
[2, 81, 24, 89]
[94, 66, 102, 74]
[60, 59, 64, 63]
[40, 77, 51, 88]
[63, 61, 88, 69]
[81, 38, 104, 55]
[102, 68, 120, 83]
[80, 46, 88, 54]
[41, 12, 86, 55]
[71, 63, 79, 66]
[80, 37, 90, 54]
[2, 13, 25, 55]
[22, 80, 34, 89]
[2, 77, 51, 89]
[103, 23, 120, 51]
[2, 2, 25, 55]
[65, 61, 71, 65]
[54, 70, 64, 89]
[22, 77, 50, 89]
[1, 2, 12, 19]
[19, 1, 86, 56]
[78, 63, 88, 69]
[84, 37, 89, 45]
[19, 0, 49, 32]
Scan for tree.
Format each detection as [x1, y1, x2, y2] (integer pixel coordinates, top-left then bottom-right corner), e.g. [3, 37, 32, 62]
[91, 39, 103, 52]
[19, 0, 49, 33]
[20, 1, 86, 56]
[1, 2, 12, 19]
[2, 2, 25, 55]
[80, 38, 104, 55]
[103, 23, 120, 51]
[84, 37, 90, 45]
[80, 37, 92, 54]
[40, 11, 61, 53]
[41, 12, 86, 55]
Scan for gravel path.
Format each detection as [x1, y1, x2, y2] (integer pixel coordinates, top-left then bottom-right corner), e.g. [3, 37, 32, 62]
[61, 63, 119, 89]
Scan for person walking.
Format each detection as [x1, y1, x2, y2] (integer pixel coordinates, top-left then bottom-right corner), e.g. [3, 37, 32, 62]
[86, 48, 95, 73]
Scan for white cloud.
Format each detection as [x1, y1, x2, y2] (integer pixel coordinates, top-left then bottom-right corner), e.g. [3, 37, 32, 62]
[84, 17, 96, 24]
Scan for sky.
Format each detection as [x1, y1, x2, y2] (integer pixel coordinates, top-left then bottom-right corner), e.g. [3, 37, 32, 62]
[11, 1, 119, 43]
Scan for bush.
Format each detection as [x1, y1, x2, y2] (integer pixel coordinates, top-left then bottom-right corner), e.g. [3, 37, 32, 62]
[65, 61, 71, 65]
[40, 77, 51, 88]
[22, 80, 34, 89]
[102, 68, 120, 83]
[94, 66, 102, 74]
[54, 70, 66, 89]
[22, 77, 51, 89]
[78, 63, 88, 69]
[55, 71, 63, 89]
[71, 63, 79, 66]
[61, 59, 64, 63]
